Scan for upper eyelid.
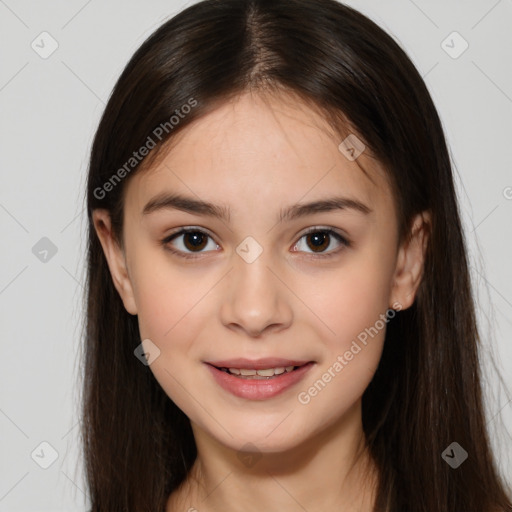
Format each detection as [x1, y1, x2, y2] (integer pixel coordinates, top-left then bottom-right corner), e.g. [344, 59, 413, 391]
[300, 226, 347, 237]
[165, 226, 218, 244]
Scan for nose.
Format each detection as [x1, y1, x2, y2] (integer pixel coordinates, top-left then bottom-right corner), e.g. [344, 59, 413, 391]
[219, 250, 293, 337]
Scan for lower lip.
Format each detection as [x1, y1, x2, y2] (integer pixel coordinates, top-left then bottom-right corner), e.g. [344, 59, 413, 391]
[205, 362, 314, 400]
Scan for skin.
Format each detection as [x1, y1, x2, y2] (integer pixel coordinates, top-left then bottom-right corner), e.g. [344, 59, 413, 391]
[93, 89, 429, 512]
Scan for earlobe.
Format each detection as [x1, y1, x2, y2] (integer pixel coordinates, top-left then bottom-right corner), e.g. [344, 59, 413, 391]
[92, 209, 138, 315]
[389, 211, 431, 310]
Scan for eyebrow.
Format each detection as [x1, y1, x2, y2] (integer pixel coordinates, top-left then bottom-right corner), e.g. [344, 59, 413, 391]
[142, 192, 372, 222]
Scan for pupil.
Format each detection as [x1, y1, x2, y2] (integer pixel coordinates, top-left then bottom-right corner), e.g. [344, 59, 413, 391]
[309, 232, 328, 252]
[185, 232, 207, 251]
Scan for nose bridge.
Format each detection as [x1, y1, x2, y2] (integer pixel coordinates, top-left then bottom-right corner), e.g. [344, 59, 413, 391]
[220, 236, 293, 336]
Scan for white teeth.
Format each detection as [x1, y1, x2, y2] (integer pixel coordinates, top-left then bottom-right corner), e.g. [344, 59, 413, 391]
[226, 366, 296, 377]
[256, 368, 276, 377]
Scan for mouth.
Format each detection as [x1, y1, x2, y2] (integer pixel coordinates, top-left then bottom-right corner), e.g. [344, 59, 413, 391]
[206, 358, 313, 379]
[204, 359, 315, 400]
[212, 364, 306, 379]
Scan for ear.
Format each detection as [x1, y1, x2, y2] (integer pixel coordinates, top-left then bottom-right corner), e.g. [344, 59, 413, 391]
[389, 211, 431, 310]
[92, 209, 138, 315]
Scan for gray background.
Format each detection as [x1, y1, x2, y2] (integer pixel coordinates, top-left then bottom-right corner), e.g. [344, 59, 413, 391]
[1, 0, 511, 510]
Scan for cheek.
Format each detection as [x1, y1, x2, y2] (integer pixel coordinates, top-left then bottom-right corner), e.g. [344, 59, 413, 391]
[296, 261, 392, 422]
[132, 263, 211, 411]
[304, 254, 394, 345]
[135, 275, 177, 342]
[131, 259, 225, 406]
[136, 283, 208, 356]
[131, 247, 212, 340]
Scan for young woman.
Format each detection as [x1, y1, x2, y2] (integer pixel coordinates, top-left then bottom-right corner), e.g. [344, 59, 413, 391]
[81, 0, 512, 510]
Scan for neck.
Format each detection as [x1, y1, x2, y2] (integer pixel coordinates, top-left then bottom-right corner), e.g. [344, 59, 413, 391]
[167, 400, 379, 512]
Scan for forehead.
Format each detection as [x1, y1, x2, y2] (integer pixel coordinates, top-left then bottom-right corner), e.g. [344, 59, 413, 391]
[124, 90, 392, 219]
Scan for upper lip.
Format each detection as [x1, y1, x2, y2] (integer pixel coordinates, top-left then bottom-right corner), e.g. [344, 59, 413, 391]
[206, 358, 313, 370]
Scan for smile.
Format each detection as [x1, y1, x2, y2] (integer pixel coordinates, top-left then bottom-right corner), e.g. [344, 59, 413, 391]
[218, 366, 297, 378]
[205, 361, 315, 400]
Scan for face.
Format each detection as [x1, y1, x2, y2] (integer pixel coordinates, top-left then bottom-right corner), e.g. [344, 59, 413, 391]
[93, 90, 427, 455]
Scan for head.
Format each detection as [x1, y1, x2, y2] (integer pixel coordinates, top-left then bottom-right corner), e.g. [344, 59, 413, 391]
[92, 85, 429, 449]
[81, 0, 512, 511]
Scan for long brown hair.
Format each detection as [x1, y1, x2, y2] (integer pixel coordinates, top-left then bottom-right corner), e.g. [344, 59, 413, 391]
[80, 0, 512, 510]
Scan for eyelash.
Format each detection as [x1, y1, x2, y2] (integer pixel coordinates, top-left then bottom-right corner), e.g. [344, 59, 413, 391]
[161, 226, 351, 261]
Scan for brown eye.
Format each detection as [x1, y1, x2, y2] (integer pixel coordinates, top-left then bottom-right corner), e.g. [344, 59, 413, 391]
[162, 228, 219, 258]
[305, 231, 330, 252]
[182, 231, 208, 252]
[293, 228, 349, 257]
